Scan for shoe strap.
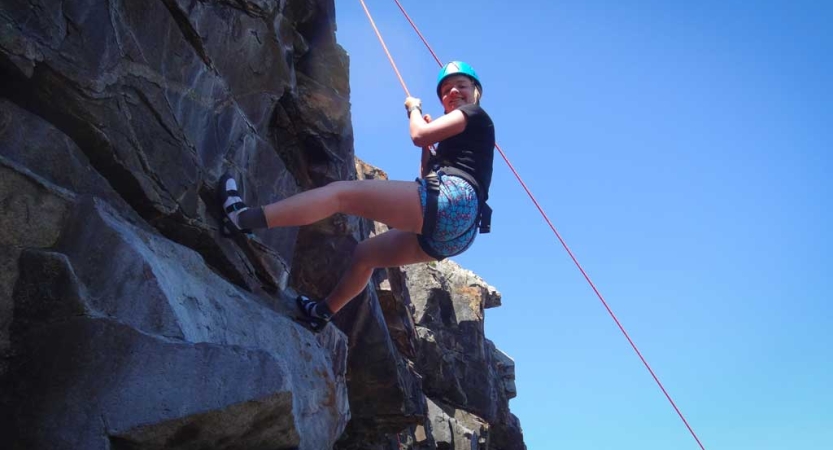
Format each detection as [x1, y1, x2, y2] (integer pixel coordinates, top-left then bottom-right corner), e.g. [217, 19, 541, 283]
[224, 202, 248, 214]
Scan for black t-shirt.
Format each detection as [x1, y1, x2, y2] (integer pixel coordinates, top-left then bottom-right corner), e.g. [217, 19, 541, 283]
[433, 104, 495, 201]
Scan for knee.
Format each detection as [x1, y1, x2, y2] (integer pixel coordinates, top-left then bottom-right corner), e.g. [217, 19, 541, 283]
[350, 240, 376, 271]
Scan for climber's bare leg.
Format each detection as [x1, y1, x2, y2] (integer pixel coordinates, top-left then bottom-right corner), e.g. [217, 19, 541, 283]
[262, 180, 423, 234]
[324, 229, 435, 313]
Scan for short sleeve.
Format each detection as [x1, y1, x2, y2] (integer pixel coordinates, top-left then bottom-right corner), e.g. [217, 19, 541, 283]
[457, 104, 485, 127]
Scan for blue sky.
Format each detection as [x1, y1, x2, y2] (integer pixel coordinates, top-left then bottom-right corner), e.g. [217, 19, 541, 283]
[332, 1, 832, 448]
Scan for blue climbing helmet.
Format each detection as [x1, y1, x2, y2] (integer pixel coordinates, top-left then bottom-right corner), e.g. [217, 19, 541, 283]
[436, 61, 482, 99]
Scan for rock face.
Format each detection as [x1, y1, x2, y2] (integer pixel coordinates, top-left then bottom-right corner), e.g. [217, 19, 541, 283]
[0, 1, 525, 449]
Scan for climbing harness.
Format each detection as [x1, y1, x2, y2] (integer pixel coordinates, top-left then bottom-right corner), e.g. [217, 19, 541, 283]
[420, 169, 491, 239]
[356, 1, 709, 449]
[420, 171, 441, 237]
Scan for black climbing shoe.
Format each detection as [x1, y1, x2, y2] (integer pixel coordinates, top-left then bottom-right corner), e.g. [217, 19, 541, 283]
[218, 172, 253, 237]
[295, 295, 330, 332]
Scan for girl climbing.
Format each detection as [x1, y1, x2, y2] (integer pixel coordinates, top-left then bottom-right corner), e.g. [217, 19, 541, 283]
[219, 61, 495, 331]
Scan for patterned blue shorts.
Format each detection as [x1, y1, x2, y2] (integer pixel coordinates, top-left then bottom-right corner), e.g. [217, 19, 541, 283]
[416, 173, 479, 259]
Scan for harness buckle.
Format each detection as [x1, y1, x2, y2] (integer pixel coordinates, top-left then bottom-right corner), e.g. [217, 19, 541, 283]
[478, 202, 492, 234]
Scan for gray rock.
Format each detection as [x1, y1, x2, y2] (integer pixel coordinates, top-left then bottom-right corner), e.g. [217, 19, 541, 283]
[0, 245, 20, 376]
[426, 397, 487, 450]
[0, 99, 131, 211]
[328, 287, 427, 449]
[11, 249, 90, 333]
[405, 261, 526, 448]
[405, 261, 501, 421]
[4, 196, 350, 449]
[0, 0, 302, 292]
[489, 341, 517, 400]
[8, 317, 299, 450]
[0, 158, 75, 377]
[0, 158, 74, 249]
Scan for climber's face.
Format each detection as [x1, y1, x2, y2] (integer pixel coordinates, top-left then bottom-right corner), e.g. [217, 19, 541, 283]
[440, 75, 478, 113]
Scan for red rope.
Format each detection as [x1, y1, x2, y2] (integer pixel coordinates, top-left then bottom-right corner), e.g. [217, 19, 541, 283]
[392, 0, 442, 66]
[357, 0, 410, 97]
[361, 1, 707, 449]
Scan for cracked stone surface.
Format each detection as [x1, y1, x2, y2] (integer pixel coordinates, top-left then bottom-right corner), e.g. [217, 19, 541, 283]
[0, 1, 525, 448]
